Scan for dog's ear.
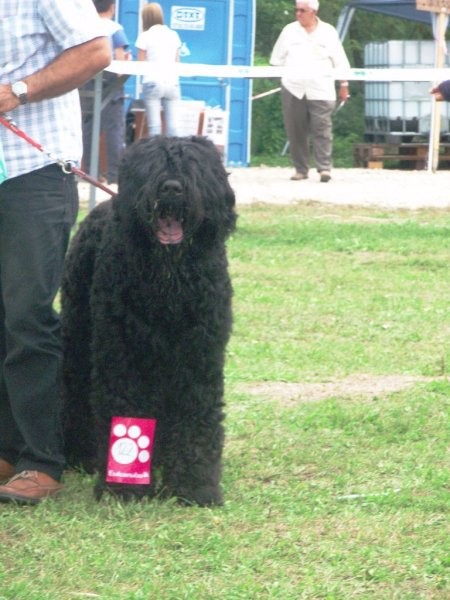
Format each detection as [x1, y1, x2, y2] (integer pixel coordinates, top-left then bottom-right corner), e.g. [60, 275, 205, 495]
[221, 175, 238, 237]
[188, 137, 237, 239]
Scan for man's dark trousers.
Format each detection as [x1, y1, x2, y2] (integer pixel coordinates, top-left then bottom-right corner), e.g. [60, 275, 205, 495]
[0, 163, 78, 481]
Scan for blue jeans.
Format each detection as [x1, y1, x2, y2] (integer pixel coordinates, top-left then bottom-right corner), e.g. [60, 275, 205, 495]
[142, 81, 180, 136]
[0, 164, 78, 480]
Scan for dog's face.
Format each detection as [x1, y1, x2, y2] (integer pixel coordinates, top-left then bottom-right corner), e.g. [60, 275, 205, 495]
[114, 136, 237, 248]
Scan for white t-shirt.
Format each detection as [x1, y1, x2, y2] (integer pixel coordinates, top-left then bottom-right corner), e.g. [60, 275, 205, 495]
[135, 24, 181, 85]
[270, 19, 350, 101]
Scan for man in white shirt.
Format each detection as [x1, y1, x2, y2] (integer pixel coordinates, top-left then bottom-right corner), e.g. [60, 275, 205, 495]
[270, 0, 351, 182]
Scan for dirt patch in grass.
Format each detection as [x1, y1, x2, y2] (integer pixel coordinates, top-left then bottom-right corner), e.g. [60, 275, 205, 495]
[239, 374, 438, 406]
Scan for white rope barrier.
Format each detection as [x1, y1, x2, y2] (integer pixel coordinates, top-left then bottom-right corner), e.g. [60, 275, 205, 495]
[252, 87, 281, 100]
[107, 60, 450, 82]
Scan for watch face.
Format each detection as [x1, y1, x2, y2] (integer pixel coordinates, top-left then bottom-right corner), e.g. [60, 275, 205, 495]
[13, 81, 27, 95]
[12, 81, 27, 103]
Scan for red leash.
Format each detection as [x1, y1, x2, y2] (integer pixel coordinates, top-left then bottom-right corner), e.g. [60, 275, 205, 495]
[0, 114, 117, 196]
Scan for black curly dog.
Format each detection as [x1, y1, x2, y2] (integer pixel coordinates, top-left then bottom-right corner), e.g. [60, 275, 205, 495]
[62, 136, 236, 505]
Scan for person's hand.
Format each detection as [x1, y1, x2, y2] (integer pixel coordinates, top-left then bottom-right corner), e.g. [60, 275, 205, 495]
[429, 85, 444, 101]
[0, 84, 20, 113]
[338, 82, 350, 103]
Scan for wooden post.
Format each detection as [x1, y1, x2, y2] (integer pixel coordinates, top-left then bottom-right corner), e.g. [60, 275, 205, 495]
[416, 1, 450, 172]
[430, 11, 447, 171]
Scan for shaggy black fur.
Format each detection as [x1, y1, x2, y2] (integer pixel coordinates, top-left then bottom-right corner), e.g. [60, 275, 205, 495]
[62, 136, 236, 505]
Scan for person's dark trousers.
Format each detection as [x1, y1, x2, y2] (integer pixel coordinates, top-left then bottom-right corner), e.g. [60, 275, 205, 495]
[0, 164, 78, 481]
[82, 96, 125, 184]
[102, 98, 125, 184]
[281, 86, 335, 175]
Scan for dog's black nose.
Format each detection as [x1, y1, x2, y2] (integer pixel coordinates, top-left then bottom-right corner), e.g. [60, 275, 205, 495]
[160, 180, 183, 195]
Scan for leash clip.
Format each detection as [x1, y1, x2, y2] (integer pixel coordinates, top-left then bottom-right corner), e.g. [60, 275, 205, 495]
[60, 160, 74, 175]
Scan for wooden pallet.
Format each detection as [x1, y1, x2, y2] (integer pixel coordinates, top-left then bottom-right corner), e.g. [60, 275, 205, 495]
[353, 143, 450, 169]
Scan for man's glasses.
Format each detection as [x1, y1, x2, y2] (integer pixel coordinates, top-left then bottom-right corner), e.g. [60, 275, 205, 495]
[295, 8, 310, 14]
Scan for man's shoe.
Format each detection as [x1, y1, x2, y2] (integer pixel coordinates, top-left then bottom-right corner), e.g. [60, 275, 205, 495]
[0, 470, 64, 505]
[320, 171, 331, 183]
[290, 171, 308, 181]
[0, 458, 14, 483]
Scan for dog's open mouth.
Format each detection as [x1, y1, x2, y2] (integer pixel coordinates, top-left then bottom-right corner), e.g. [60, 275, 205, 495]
[156, 217, 184, 245]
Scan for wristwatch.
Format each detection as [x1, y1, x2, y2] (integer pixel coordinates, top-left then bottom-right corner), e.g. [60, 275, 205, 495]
[11, 81, 28, 105]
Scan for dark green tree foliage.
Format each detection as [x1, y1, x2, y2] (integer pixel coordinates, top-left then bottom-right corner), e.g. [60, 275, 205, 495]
[252, 0, 431, 165]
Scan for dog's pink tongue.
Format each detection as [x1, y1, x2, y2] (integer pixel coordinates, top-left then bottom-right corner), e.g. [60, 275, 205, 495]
[157, 217, 184, 245]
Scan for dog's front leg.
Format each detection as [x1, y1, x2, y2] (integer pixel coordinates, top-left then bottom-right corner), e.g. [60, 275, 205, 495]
[160, 405, 225, 507]
[89, 319, 158, 502]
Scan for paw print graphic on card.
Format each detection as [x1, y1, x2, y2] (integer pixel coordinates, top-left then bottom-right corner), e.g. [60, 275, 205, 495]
[107, 416, 156, 485]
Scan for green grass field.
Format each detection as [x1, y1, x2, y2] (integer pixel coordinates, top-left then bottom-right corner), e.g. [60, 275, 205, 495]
[1, 202, 449, 599]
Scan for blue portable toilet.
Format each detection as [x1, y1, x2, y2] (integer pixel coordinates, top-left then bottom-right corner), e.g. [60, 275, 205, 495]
[116, 0, 255, 166]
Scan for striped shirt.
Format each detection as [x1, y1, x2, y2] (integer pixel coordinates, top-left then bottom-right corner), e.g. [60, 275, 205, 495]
[0, 0, 105, 180]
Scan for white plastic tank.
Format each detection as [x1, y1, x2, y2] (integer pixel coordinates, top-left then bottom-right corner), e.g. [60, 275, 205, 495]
[364, 40, 450, 140]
